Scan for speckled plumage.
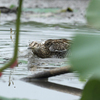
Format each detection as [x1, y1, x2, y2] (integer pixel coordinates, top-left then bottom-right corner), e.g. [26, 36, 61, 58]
[28, 39, 71, 58]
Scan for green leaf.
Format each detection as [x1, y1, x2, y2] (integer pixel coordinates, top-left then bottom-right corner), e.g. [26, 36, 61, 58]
[69, 34, 100, 78]
[10, 5, 16, 9]
[0, 96, 29, 100]
[22, 8, 60, 13]
[87, 0, 100, 28]
[81, 78, 100, 100]
[19, 60, 27, 64]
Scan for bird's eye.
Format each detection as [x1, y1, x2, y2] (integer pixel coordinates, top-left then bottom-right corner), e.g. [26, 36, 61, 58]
[46, 42, 51, 46]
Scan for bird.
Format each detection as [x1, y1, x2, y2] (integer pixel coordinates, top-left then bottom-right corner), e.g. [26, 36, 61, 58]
[28, 39, 71, 58]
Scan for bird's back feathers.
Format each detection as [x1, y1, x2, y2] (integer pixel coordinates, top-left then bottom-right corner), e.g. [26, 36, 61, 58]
[29, 39, 71, 58]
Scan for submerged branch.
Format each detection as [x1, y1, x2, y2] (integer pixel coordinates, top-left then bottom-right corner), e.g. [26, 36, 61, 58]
[22, 66, 72, 80]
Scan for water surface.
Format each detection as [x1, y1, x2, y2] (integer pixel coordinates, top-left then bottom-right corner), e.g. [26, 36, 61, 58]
[0, 20, 97, 100]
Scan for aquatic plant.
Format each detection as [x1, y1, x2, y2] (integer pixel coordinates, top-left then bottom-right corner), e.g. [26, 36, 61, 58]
[0, 0, 23, 75]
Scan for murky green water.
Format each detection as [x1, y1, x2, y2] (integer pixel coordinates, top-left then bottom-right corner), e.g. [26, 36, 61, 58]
[0, 20, 97, 100]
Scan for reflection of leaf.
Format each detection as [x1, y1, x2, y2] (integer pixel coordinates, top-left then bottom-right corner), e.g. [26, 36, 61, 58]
[81, 78, 100, 100]
[69, 34, 100, 78]
[87, 0, 100, 28]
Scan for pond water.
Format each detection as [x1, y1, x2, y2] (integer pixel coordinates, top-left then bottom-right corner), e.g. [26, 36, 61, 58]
[0, 20, 97, 100]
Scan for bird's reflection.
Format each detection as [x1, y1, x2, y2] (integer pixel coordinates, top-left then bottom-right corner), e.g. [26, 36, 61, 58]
[21, 78, 82, 96]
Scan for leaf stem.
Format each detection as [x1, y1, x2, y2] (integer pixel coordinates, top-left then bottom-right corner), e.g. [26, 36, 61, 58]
[0, 0, 23, 72]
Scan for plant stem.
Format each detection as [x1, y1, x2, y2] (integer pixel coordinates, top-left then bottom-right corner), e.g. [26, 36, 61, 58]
[0, 0, 23, 72]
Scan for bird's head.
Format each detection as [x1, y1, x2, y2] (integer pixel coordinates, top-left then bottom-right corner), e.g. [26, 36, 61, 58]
[28, 41, 40, 50]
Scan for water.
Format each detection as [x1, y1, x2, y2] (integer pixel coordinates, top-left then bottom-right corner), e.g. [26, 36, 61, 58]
[0, 20, 93, 100]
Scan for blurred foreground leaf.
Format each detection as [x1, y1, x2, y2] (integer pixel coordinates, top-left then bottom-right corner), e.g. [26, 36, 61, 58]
[69, 34, 100, 78]
[81, 78, 100, 100]
[87, 0, 100, 28]
[0, 96, 29, 100]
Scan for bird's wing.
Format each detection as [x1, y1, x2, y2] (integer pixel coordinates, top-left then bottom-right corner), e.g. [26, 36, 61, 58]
[49, 42, 69, 52]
